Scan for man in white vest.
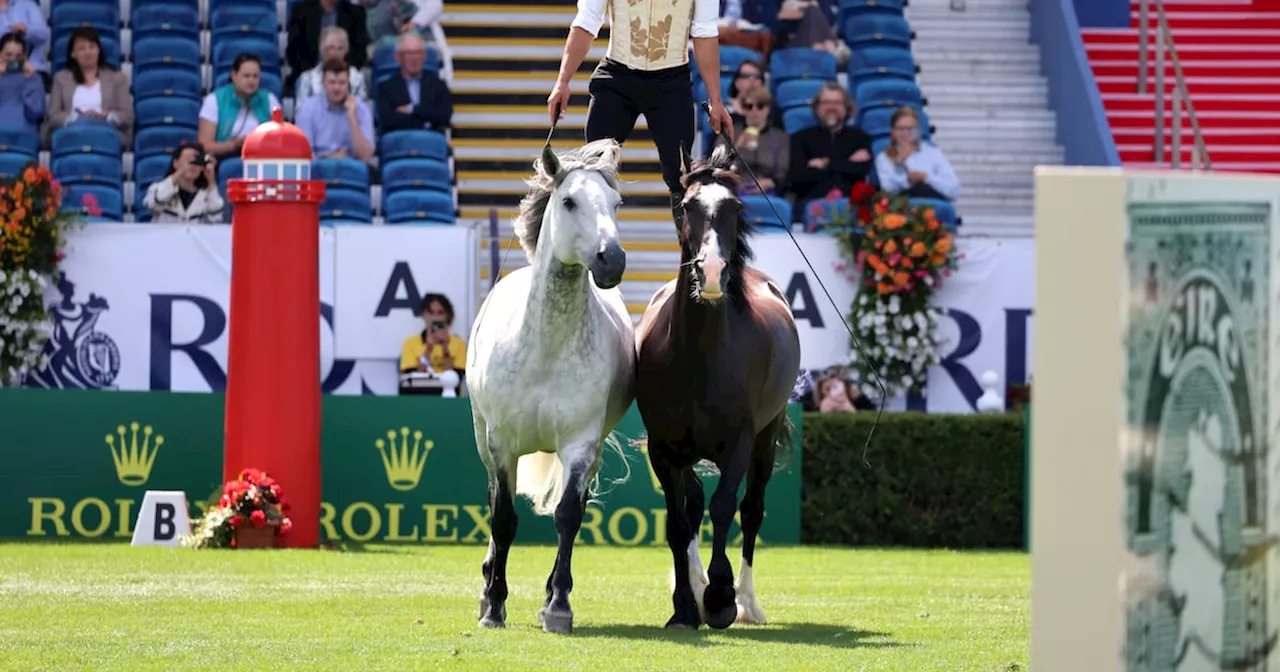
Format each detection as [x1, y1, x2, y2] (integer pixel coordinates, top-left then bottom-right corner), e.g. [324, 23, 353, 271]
[548, 0, 735, 228]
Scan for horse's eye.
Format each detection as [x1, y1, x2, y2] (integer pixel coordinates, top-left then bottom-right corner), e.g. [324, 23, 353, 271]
[563, 197, 576, 211]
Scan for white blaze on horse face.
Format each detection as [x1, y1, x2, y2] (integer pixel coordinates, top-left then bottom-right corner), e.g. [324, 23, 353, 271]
[692, 183, 731, 299]
[552, 170, 620, 268]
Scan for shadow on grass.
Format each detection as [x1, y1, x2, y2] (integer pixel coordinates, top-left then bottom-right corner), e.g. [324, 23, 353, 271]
[570, 622, 910, 649]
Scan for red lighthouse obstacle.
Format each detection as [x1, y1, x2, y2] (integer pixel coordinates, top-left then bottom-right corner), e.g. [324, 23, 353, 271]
[223, 108, 326, 549]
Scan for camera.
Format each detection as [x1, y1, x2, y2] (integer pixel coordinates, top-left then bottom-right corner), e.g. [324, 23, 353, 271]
[190, 151, 209, 166]
[4, 59, 23, 74]
[428, 320, 446, 333]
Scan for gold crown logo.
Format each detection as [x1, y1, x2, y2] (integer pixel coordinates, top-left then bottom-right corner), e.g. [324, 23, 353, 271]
[377, 427, 433, 491]
[631, 437, 664, 495]
[105, 422, 163, 487]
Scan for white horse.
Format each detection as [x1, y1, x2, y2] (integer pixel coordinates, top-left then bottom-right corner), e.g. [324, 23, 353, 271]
[465, 138, 636, 634]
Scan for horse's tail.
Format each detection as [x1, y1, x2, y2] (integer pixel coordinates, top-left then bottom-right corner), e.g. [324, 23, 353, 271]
[515, 451, 565, 517]
[770, 409, 797, 475]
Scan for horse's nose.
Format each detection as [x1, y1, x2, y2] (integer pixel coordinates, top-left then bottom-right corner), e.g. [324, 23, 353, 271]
[590, 241, 626, 289]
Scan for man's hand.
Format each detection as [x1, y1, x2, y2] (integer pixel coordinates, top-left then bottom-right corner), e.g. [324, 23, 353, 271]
[808, 157, 830, 169]
[344, 96, 358, 119]
[396, 104, 411, 114]
[707, 101, 734, 140]
[328, 147, 348, 158]
[21, 59, 34, 77]
[203, 156, 217, 186]
[907, 170, 927, 184]
[547, 82, 571, 124]
[9, 22, 25, 33]
[850, 149, 871, 162]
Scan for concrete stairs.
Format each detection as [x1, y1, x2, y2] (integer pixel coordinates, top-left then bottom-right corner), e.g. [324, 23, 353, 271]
[440, 0, 681, 320]
[908, 0, 1065, 236]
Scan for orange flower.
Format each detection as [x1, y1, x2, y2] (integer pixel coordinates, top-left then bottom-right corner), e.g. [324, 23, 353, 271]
[867, 253, 882, 267]
[910, 241, 926, 256]
[936, 236, 953, 253]
[882, 214, 906, 230]
[22, 167, 35, 184]
[883, 240, 898, 254]
[893, 271, 910, 286]
[13, 207, 26, 222]
[877, 282, 894, 295]
[930, 253, 946, 267]
[902, 258, 914, 269]
[926, 220, 938, 231]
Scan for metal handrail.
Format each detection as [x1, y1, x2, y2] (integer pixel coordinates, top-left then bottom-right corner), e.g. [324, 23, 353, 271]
[1136, 0, 1212, 170]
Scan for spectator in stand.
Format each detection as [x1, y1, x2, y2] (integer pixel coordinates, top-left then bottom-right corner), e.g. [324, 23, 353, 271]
[295, 26, 369, 103]
[774, 0, 842, 61]
[197, 53, 283, 159]
[358, 0, 442, 50]
[0, 32, 43, 136]
[725, 59, 764, 121]
[717, 0, 776, 59]
[143, 141, 226, 223]
[375, 31, 452, 133]
[43, 27, 134, 147]
[296, 58, 375, 163]
[286, 0, 369, 94]
[787, 81, 871, 216]
[715, 87, 787, 196]
[398, 292, 467, 396]
[0, 0, 49, 89]
[874, 106, 961, 202]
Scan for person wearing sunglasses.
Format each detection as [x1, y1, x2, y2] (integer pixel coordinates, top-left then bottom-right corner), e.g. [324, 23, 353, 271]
[716, 87, 787, 196]
[873, 105, 960, 202]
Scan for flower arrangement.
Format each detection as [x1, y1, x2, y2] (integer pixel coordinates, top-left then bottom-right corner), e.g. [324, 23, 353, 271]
[0, 164, 93, 386]
[827, 182, 962, 399]
[182, 468, 293, 549]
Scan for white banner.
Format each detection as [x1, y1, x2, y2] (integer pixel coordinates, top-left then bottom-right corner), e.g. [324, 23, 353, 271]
[20, 223, 476, 396]
[333, 226, 478, 360]
[751, 233, 1035, 413]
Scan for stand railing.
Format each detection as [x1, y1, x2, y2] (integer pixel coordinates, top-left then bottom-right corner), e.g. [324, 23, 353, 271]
[1137, 0, 1212, 170]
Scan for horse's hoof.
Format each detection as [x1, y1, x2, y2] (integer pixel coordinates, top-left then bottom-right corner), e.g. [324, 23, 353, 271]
[539, 608, 574, 634]
[735, 601, 767, 625]
[478, 597, 506, 627]
[664, 614, 701, 630]
[478, 616, 506, 629]
[705, 604, 737, 630]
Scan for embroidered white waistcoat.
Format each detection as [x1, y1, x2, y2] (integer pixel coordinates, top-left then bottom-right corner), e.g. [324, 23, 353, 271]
[604, 0, 696, 71]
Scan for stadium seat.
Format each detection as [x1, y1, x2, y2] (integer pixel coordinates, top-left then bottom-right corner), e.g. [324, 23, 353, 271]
[132, 37, 202, 76]
[381, 158, 450, 195]
[217, 157, 243, 194]
[51, 34, 121, 72]
[135, 98, 202, 131]
[210, 0, 275, 13]
[319, 189, 373, 223]
[133, 68, 204, 102]
[52, 154, 124, 188]
[910, 197, 958, 231]
[214, 70, 284, 102]
[384, 189, 454, 224]
[209, 4, 279, 42]
[0, 152, 34, 179]
[855, 79, 924, 112]
[783, 107, 819, 135]
[130, 5, 200, 41]
[212, 38, 281, 75]
[50, 3, 120, 39]
[133, 154, 172, 189]
[858, 104, 932, 141]
[311, 158, 370, 192]
[740, 194, 792, 231]
[51, 125, 122, 160]
[134, 126, 198, 161]
[0, 126, 40, 158]
[62, 184, 124, 220]
[379, 130, 449, 163]
[768, 48, 837, 91]
[775, 79, 827, 111]
[836, 0, 906, 28]
[849, 45, 917, 89]
[133, 0, 198, 11]
[718, 45, 763, 78]
[843, 14, 913, 48]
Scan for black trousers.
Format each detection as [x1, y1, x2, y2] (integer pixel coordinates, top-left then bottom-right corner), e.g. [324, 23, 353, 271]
[585, 58, 694, 228]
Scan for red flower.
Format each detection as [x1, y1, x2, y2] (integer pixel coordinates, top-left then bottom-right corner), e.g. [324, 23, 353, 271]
[80, 192, 101, 217]
[229, 515, 245, 528]
[54, 249, 65, 261]
[249, 510, 266, 527]
[279, 518, 293, 536]
[218, 495, 231, 508]
[269, 484, 282, 499]
[849, 181, 876, 205]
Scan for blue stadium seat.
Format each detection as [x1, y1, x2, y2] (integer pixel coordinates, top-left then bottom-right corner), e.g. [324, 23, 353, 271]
[52, 154, 124, 188]
[768, 48, 837, 90]
[217, 157, 243, 194]
[133, 68, 203, 102]
[0, 126, 40, 157]
[135, 98, 201, 130]
[843, 14, 913, 49]
[718, 45, 763, 78]
[51, 125, 122, 160]
[311, 158, 370, 192]
[381, 158, 450, 195]
[132, 37, 202, 76]
[836, 0, 905, 29]
[133, 154, 172, 189]
[855, 79, 923, 112]
[775, 79, 827, 111]
[133, 0, 198, 11]
[380, 130, 449, 163]
[214, 70, 284, 102]
[0, 152, 34, 179]
[130, 6, 200, 41]
[909, 197, 958, 231]
[740, 194, 792, 231]
[384, 189, 454, 224]
[849, 45, 916, 89]
[858, 104, 932, 141]
[212, 38, 281, 74]
[134, 126, 198, 161]
[783, 107, 819, 135]
[134, 189, 152, 221]
[50, 3, 119, 38]
[319, 189, 373, 223]
[62, 184, 123, 221]
[210, 0, 275, 13]
[51, 35, 121, 72]
[209, 5, 279, 42]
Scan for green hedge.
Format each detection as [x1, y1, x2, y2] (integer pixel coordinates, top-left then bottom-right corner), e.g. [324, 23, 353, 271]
[801, 411, 1026, 549]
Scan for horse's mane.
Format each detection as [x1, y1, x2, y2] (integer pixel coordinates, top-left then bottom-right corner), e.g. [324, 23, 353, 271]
[512, 138, 621, 263]
[680, 144, 756, 305]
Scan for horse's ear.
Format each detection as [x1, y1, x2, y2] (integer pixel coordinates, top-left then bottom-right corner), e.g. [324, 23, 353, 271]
[539, 144, 561, 178]
[600, 139, 621, 170]
[710, 142, 733, 170]
[678, 145, 691, 180]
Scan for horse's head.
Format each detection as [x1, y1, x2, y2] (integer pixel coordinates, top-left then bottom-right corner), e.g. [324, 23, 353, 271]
[678, 144, 753, 304]
[513, 138, 627, 289]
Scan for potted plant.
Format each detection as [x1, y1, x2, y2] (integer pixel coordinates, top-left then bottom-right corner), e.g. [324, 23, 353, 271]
[182, 468, 293, 549]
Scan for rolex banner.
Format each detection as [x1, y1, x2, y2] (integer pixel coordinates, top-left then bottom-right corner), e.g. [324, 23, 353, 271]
[0, 388, 802, 546]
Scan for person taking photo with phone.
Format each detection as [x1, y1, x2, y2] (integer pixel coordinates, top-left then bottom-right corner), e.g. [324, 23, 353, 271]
[0, 31, 44, 136]
[398, 293, 467, 396]
[142, 141, 226, 223]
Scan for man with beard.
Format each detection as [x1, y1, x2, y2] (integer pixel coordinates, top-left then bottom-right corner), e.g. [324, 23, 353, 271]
[787, 81, 873, 219]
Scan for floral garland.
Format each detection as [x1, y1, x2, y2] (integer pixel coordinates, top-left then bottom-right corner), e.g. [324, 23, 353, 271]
[817, 184, 961, 399]
[183, 468, 293, 549]
[0, 164, 93, 387]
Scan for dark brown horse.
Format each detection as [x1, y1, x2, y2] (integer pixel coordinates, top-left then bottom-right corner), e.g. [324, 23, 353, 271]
[634, 144, 801, 630]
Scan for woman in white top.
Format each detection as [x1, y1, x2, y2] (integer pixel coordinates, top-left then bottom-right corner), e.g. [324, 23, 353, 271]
[42, 26, 133, 146]
[196, 53, 282, 159]
[873, 106, 961, 202]
[143, 141, 226, 223]
[295, 26, 369, 103]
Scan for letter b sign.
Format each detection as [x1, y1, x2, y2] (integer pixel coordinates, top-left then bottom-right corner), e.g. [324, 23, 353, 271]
[131, 491, 192, 547]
